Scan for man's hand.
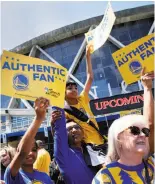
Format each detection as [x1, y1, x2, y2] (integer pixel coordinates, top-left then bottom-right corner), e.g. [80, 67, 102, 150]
[141, 68, 154, 90]
[34, 97, 50, 121]
[50, 110, 62, 125]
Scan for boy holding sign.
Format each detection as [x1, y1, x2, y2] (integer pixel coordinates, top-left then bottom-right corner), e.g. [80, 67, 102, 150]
[65, 45, 104, 145]
[64, 46, 107, 167]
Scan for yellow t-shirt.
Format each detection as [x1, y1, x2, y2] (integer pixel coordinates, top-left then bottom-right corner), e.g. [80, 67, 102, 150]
[65, 91, 104, 145]
[33, 148, 51, 175]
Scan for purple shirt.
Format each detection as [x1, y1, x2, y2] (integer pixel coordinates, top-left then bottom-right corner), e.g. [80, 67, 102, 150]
[4, 166, 53, 184]
[53, 107, 94, 184]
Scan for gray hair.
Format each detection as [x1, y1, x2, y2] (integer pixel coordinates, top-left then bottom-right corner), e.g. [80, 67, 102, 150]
[105, 114, 149, 164]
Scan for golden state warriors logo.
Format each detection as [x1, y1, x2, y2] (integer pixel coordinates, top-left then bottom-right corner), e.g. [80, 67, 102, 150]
[129, 60, 142, 75]
[13, 74, 29, 91]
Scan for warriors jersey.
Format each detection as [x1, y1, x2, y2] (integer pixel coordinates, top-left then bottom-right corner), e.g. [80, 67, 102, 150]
[92, 155, 154, 184]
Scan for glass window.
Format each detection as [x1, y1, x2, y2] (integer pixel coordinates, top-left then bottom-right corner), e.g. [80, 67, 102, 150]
[138, 19, 149, 25]
[66, 43, 79, 56]
[62, 62, 69, 70]
[106, 77, 119, 88]
[97, 90, 110, 98]
[61, 47, 68, 57]
[118, 31, 131, 42]
[126, 83, 139, 92]
[126, 21, 139, 29]
[75, 36, 84, 46]
[95, 79, 108, 92]
[129, 27, 142, 40]
[1, 116, 6, 123]
[1, 95, 11, 108]
[104, 65, 117, 79]
[101, 57, 113, 67]
[51, 49, 62, 60]
[109, 44, 118, 54]
[122, 41, 132, 46]
[63, 55, 74, 66]
[111, 87, 122, 96]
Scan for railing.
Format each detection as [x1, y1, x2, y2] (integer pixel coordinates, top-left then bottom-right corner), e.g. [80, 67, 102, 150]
[1, 115, 51, 134]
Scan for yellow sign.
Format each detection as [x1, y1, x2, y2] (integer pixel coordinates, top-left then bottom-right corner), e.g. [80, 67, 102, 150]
[112, 33, 154, 84]
[120, 109, 142, 117]
[1, 50, 68, 108]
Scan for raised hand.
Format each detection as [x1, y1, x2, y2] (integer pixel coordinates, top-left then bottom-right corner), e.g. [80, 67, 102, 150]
[34, 97, 50, 121]
[141, 68, 154, 90]
[86, 45, 91, 57]
[50, 110, 62, 125]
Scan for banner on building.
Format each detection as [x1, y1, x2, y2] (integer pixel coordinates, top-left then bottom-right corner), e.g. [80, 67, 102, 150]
[85, 2, 116, 53]
[1, 50, 68, 108]
[90, 89, 154, 115]
[112, 33, 154, 84]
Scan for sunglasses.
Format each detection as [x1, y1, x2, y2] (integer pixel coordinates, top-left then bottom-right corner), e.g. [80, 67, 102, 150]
[127, 126, 150, 137]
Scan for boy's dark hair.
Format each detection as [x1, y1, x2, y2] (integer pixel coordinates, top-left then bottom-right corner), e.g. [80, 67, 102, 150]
[66, 79, 77, 87]
[66, 119, 75, 124]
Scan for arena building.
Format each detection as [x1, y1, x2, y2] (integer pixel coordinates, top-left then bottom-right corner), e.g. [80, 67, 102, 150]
[1, 4, 154, 153]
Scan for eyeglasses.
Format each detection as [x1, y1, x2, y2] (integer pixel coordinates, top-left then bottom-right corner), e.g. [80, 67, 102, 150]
[127, 126, 150, 137]
[66, 125, 81, 132]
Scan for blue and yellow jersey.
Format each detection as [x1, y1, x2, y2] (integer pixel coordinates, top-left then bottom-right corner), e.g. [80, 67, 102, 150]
[92, 155, 154, 184]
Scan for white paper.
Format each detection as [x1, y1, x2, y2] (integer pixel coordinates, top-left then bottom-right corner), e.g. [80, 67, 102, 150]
[85, 2, 116, 53]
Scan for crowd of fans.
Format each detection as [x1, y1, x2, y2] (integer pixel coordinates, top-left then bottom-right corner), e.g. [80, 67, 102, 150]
[0, 46, 154, 184]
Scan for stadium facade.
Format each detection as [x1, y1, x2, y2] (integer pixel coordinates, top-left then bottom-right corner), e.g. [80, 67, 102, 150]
[1, 4, 154, 152]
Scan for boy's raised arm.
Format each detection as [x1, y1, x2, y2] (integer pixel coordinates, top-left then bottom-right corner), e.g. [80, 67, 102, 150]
[9, 97, 49, 177]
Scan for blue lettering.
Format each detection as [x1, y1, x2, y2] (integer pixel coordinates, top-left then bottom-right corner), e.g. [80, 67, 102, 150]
[47, 75, 54, 82]
[140, 53, 146, 60]
[51, 67, 56, 74]
[151, 46, 155, 53]
[33, 73, 39, 80]
[2, 61, 11, 70]
[144, 40, 152, 48]
[138, 44, 146, 52]
[20, 64, 27, 71]
[132, 48, 140, 56]
[60, 69, 65, 76]
[118, 60, 124, 67]
[43, 66, 50, 73]
[122, 56, 128, 63]
[40, 74, 47, 81]
[36, 65, 43, 72]
[56, 68, 60, 75]
[146, 50, 153, 58]
[126, 52, 133, 59]
[150, 36, 155, 42]
[28, 64, 35, 71]
[11, 63, 19, 70]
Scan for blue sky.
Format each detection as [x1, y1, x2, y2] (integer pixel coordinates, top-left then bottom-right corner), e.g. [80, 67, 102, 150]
[1, 1, 154, 51]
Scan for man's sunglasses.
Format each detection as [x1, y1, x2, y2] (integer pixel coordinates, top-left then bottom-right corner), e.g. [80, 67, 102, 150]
[127, 126, 150, 137]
